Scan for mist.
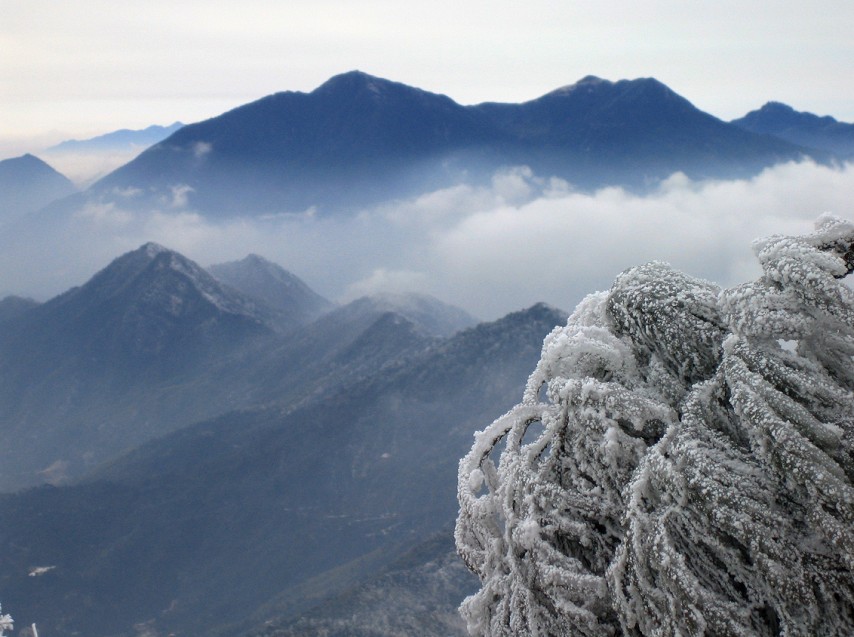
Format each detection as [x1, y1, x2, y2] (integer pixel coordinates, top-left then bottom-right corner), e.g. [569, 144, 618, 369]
[2, 160, 852, 319]
[37, 149, 147, 188]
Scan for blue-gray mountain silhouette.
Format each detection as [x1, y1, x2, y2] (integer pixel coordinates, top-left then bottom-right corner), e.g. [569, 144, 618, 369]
[90, 72, 811, 216]
[46, 122, 184, 153]
[732, 101, 854, 157]
[0, 298, 564, 637]
[0, 243, 280, 488]
[208, 253, 334, 326]
[0, 242, 478, 491]
[0, 154, 75, 222]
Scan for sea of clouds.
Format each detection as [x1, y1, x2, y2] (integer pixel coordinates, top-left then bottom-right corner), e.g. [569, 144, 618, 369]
[3, 160, 852, 320]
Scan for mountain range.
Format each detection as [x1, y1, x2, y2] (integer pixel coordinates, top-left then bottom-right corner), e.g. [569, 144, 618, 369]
[0, 243, 480, 491]
[0, 243, 273, 486]
[45, 122, 184, 154]
[88, 71, 814, 216]
[5, 72, 853, 226]
[0, 241, 562, 636]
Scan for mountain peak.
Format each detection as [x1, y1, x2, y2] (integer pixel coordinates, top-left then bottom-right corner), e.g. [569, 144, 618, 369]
[208, 254, 333, 326]
[141, 241, 169, 258]
[319, 69, 380, 84]
[0, 153, 76, 220]
[731, 102, 854, 156]
[313, 70, 401, 97]
[731, 102, 854, 157]
[63, 243, 281, 329]
[0, 295, 39, 324]
[1, 153, 65, 174]
[736, 101, 841, 128]
[112, 242, 188, 277]
[18, 243, 279, 377]
[543, 75, 670, 100]
[759, 101, 797, 114]
[550, 75, 607, 94]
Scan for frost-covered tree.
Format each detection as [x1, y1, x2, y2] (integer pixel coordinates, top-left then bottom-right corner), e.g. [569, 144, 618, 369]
[456, 215, 854, 636]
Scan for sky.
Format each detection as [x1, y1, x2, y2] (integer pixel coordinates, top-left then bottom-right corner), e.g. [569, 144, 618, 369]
[2, 0, 854, 158]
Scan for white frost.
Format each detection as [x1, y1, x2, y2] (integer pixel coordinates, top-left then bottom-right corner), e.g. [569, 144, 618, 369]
[456, 215, 854, 636]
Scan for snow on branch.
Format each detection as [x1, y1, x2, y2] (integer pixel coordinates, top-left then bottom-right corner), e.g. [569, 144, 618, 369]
[456, 215, 854, 636]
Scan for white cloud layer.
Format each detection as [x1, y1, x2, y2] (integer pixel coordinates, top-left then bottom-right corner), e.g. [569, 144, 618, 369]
[2, 160, 853, 320]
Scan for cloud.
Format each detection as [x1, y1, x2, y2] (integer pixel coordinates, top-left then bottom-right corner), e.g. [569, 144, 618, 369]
[375, 160, 854, 317]
[192, 141, 212, 159]
[166, 184, 195, 208]
[344, 268, 431, 300]
[2, 160, 853, 320]
[73, 201, 134, 226]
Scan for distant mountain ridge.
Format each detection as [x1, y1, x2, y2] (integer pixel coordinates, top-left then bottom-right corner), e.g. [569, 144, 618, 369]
[0, 243, 282, 487]
[86, 71, 813, 216]
[0, 242, 480, 491]
[333, 292, 478, 337]
[46, 122, 184, 153]
[732, 101, 854, 157]
[35, 122, 186, 186]
[13, 241, 279, 367]
[0, 154, 75, 222]
[0, 283, 565, 636]
[209, 254, 334, 326]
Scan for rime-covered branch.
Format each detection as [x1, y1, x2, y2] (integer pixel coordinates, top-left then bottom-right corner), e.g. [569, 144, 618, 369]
[457, 216, 854, 635]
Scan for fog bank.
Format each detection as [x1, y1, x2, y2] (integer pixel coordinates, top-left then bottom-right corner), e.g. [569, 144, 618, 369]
[2, 160, 852, 319]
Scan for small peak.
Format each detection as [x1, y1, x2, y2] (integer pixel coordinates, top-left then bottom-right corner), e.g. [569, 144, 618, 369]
[505, 302, 567, 322]
[760, 101, 795, 113]
[528, 301, 564, 314]
[336, 70, 375, 81]
[548, 75, 610, 96]
[242, 253, 271, 265]
[5, 153, 45, 165]
[140, 242, 170, 258]
[311, 70, 420, 102]
[315, 70, 384, 92]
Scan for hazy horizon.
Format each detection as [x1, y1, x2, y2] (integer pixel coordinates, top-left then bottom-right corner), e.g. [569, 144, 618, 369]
[3, 0, 854, 157]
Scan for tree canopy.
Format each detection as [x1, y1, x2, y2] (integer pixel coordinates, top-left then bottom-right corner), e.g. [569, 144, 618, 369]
[456, 215, 854, 636]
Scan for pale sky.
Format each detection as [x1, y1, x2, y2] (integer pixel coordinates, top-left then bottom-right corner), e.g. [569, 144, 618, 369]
[2, 0, 854, 159]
